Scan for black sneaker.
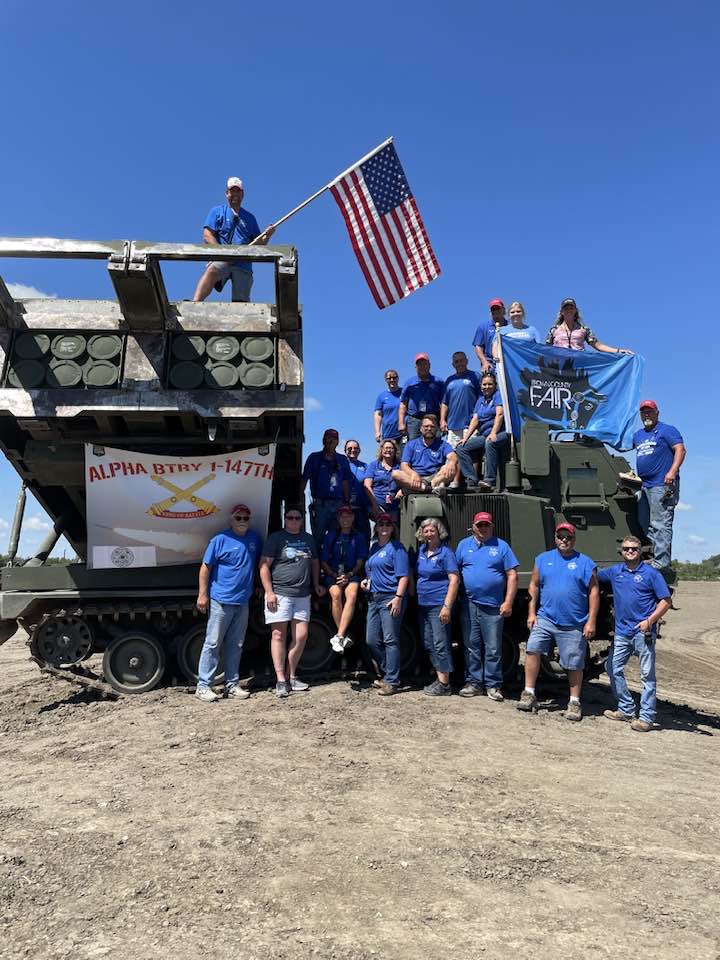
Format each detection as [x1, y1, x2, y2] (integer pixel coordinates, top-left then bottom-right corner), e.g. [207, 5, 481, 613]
[423, 679, 452, 696]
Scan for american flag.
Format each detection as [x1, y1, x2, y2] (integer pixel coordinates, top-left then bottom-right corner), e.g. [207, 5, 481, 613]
[330, 142, 440, 309]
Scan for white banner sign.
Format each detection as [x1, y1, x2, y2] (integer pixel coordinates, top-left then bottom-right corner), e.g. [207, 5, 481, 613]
[85, 444, 276, 569]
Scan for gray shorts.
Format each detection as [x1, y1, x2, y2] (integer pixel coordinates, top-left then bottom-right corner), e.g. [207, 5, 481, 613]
[526, 616, 587, 671]
[264, 594, 311, 624]
[211, 262, 253, 302]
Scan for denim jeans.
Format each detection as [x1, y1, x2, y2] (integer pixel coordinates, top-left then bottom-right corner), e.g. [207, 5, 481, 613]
[606, 631, 657, 723]
[638, 480, 678, 570]
[460, 600, 504, 689]
[366, 593, 406, 686]
[198, 599, 250, 688]
[418, 605, 453, 673]
[456, 431, 509, 483]
[310, 499, 343, 550]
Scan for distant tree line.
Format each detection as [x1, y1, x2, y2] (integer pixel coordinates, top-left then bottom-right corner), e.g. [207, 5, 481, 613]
[0, 554, 75, 566]
[672, 554, 720, 581]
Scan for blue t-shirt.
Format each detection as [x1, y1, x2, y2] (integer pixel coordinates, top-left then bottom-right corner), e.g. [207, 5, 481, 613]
[365, 458, 400, 507]
[598, 562, 670, 638]
[416, 543, 459, 607]
[472, 319, 506, 359]
[400, 375, 445, 418]
[203, 528, 262, 604]
[494, 324, 541, 349]
[455, 535, 519, 608]
[321, 529, 368, 572]
[303, 451, 352, 500]
[472, 390, 504, 436]
[442, 371, 480, 431]
[633, 422, 684, 487]
[402, 436, 453, 477]
[535, 548, 596, 627]
[347, 459, 369, 513]
[365, 540, 410, 594]
[374, 388, 402, 440]
[203, 203, 261, 273]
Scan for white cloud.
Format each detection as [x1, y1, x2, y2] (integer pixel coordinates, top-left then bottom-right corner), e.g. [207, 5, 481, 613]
[686, 534, 707, 546]
[25, 516, 51, 531]
[0, 518, 8, 531]
[305, 396, 322, 412]
[676, 501, 693, 512]
[6, 283, 57, 300]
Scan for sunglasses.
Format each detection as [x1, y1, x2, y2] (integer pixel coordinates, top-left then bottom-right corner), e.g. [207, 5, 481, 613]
[232, 514, 250, 521]
[621, 545, 640, 552]
[285, 514, 303, 521]
[474, 522, 492, 527]
[556, 533, 574, 541]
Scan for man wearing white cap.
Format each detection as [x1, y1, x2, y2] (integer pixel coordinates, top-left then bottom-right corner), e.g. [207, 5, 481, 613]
[193, 177, 275, 303]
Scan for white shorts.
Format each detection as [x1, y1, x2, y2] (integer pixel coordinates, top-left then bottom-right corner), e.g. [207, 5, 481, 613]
[264, 594, 311, 624]
[446, 429, 464, 448]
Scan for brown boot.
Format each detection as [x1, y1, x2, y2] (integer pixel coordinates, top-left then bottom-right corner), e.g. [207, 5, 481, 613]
[630, 718, 653, 733]
[377, 682, 398, 696]
[603, 709, 634, 723]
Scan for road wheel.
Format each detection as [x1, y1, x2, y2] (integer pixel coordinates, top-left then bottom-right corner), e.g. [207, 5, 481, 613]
[298, 617, 336, 674]
[103, 631, 166, 694]
[176, 623, 224, 686]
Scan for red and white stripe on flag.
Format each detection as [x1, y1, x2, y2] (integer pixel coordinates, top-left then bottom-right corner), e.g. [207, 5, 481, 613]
[330, 169, 440, 309]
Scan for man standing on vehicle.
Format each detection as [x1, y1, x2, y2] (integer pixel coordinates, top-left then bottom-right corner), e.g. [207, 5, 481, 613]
[344, 439, 370, 544]
[193, 176, 276, 303]
[632, 400, 685, 576]
[302, 428, 351, 548]
[599, 535, 671, 732]
[373, 369, 403, 445]
[456, 511, 518, 701]
[195, 504, 262, 703]
[517, 522, 599, 721]
[472, 299, 507, 374]
[440, 351, 480, 448]
[397, 353, 445, 441]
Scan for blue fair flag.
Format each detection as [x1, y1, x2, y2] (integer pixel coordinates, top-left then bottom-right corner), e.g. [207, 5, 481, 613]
[500, 339, 645, 450]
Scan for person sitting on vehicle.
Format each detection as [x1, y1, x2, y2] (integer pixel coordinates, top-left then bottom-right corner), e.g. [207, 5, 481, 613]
[393, 415, 457, 494]
[472, 298, 507, 373]
[455, 372, 509, 490]
[415, 517, 460, 697]
[397, 353, 445, 441]
[364, 440, 404, 524]
[440, 351, 480, 448]
[373, 370, 403, 445]
[546, 298, 633, 354]
[321, 505, 368, 654]
[492, 301, 541, 360]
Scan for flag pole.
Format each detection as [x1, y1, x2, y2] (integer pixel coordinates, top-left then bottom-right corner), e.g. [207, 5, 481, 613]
[249, 137, 394, 243]
[494, 323, 522, 491]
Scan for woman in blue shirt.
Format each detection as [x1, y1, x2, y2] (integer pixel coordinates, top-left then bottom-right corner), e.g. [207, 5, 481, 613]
[415, 517, 460, 696]
[364, 440, 404, 524]
[321, 506, 368, 654]
[491, 301, 540, 360]
[361, 513, 410, 695]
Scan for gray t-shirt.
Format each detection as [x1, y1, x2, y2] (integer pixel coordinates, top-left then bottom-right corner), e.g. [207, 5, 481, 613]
[263, 530, 317, 598]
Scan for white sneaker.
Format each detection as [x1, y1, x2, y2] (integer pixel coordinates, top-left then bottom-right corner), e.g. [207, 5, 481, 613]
[195, 686, 219, 703]
[225, 684, 250, 700]
[330, 634, 344, 653]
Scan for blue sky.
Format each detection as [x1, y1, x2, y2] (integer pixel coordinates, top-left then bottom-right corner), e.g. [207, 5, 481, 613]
[1, 0, 718, 561]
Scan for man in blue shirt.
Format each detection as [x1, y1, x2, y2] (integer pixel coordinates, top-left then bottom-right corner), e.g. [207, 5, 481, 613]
[598, 535, 672, 732]
[440, 351, 480, 448]
[195, 503, 262, 702]
[517, 522, 599, 721]
[472, 298, 507, 374]
[456, 511, 519, 701]
[394, 415, 457, 494]
[632, 400, 686, 575]
[373, 370, 403, 444]
[398, 353, 445, 440]
[344, 439, 370, 544]
[455, 371, 508, 490]
[302, 428, 351, 548]
[193, 176, 275, 303]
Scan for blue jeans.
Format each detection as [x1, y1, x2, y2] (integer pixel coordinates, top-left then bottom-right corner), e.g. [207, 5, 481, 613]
[418, 605, 453, 674]
[310, 499, 343, 550]
[527, 617, 586, 671]
[198, 599, 249, 688]
[638, 480, 678, 570]
[607, 631, 657, 723]
[460, 600, 504, 689]
[456, 431, 509, 483]
[366, 593, 406, 686]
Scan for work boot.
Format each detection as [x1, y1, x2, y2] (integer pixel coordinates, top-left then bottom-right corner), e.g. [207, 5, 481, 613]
[487, 688, 504, 702]
[631, 718, 653, 733]
[377, 682, 398, 696]
[458, 683, 483, 697]
[564, 700, 583, 722]
[195, 686, 219, 703]
[603, 709, 634, 723]
[516, 689, 538, 713]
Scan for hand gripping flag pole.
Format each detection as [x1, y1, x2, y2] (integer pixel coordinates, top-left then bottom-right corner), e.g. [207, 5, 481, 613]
[493, 321, 523, 491]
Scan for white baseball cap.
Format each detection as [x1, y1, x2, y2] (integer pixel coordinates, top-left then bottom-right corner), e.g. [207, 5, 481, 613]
[226, 177, 244, 190]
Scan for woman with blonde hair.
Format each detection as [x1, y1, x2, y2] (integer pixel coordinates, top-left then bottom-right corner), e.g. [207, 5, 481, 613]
[492, 301, 540, 359]
[364, 438, 403, 523]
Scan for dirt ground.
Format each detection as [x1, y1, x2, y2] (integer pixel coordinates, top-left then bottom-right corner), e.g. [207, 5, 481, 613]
[1, 581, 718, 960]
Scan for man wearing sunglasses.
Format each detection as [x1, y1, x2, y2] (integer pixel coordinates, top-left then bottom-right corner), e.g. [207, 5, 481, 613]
[597, 536, 671, 732]
[517, 522, 598, 721]
[195, 504, 262, 703]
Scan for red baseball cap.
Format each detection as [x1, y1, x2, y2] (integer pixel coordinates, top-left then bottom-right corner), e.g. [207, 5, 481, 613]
[375, 512, 395, 523]
[473, 511, 493, 525]
[336, 504, 354, 516]
[414, 352, 430, 362]
[231, 503, 251, 515]
[556, 522, 576, 535]
[489, 298, 505, 309]
[639, 399, 658, 411]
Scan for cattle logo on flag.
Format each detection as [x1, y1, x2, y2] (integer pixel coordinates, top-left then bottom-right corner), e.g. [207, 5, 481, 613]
[330, 142, 440, 308]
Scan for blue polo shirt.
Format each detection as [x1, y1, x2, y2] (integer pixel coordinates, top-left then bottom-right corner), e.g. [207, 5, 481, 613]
[374, 388, 403, 439]
[442, 371, 480, 431]
[203, 203, 262, 273]
[365, 458, 400, 506]
[535, 548, 596, 627]
[366, 540, 410, 594]
[472, 319, 506, 358]
[494, 324, 541, 348]
[302, 451, 352, 500]
[472, 390, 504, 436]
[400, 375, 445, 418]
[347, 459, 368, 512]
[321, 530, 368, 572]
[416, 544, 459, 607]
[633, 422, 684, 487]
[456, 535, 519, 608]
[598, 562, 670, 638]
[203, 528, 262, 604]
[402, 436, 453, 477]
